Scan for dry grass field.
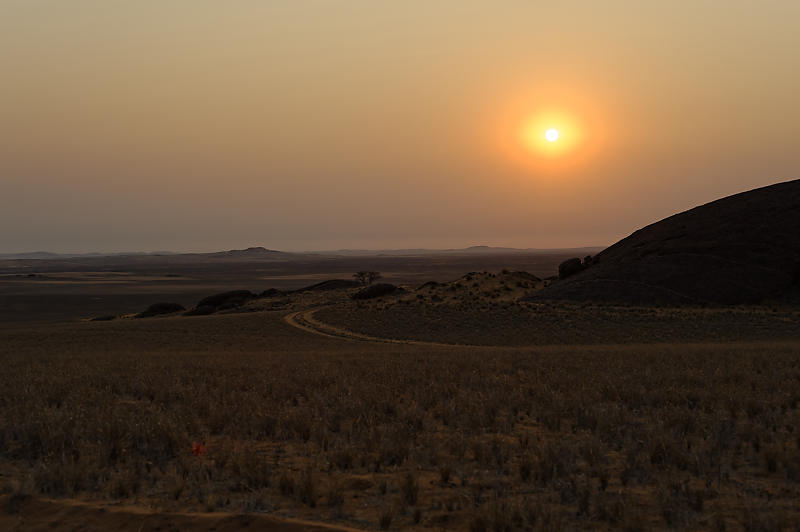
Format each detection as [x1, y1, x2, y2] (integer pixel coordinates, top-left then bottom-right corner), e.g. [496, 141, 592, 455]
[312, 272, 800, 346]
[2, 299, 800, 530]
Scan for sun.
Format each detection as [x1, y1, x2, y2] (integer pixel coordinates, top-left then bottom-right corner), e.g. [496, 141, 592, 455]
[517, 109, 584, 160]
[545, 128, 559, 142]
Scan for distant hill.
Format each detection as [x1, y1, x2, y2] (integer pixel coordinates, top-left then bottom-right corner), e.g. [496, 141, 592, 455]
[207, 246, 283, 258]
[0, 245, 608, 261]
[0, 247, 283, 261]
[535, 179, 800, 305]
[0, 251, 64, 260]
[308, 246, 604, 257]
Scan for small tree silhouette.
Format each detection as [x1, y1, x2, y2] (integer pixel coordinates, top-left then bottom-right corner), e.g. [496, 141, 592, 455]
[354, 271, 382, 286]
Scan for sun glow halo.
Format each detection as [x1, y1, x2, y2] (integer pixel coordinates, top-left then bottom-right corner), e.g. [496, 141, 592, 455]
[491, 93, 601, 172]
[519, 110, 584, 159]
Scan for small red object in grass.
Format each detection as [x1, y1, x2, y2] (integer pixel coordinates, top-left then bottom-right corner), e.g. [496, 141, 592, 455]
[191, 441, 206, 457]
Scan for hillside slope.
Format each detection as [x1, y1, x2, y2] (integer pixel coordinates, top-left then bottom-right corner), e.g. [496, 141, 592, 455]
[536, 179, 800, 305]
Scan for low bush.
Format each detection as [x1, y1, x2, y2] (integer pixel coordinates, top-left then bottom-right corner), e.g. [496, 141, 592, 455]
[135, 302, 185, 318]
[352, 283, 401, 300]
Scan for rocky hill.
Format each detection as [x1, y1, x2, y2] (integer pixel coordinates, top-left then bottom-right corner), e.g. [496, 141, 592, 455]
[535, 179, 800, 305]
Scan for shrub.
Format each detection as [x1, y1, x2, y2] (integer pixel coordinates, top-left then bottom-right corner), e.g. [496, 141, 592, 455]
[260, 288, 282, 297]
[195, 290, 256, 310]
[327, 479, 344, 508]
[519, 456, 533, 483]
[293, 279, 361, 293]
[278, 473, 295, 496]
[379, 507, 393, 529]
[298, 467, 316, 507]
[352, 283, 401, 300]
[402, 472, 419, 506]
[184, 305, 215, 316]
[354, 271, 382, 286]
[439, 464, 452, 484]
[135, 302, 185, 318]
[5, 481, 29, 514]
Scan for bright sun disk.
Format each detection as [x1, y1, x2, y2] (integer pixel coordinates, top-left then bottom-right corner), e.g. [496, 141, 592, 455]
[545, 128, 559, 142]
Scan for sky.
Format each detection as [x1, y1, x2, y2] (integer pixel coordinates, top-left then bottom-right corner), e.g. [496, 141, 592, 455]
[1, 1, 798, 253]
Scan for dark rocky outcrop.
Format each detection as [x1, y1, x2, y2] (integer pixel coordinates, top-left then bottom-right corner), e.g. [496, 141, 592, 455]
[417, 281, 447, 290]
[293, 279, 362, 293]
[260, 288, 283, 297]
[501, 270, 542, 282]
[352, 283, 401, 300]
[558, 258, 585, 279]
[184, 305, 216, 316]
[135, 302, 186, 318]
[195, 290, 257, 311]
[535, 179, 800, 305]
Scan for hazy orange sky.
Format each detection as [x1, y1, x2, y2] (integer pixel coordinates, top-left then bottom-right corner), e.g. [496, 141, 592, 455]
[2, 1, 798, 252]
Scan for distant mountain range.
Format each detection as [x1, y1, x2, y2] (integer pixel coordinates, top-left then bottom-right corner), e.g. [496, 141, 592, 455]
[0, 251, 179, 260]
[0, 245, 604, 261]
[305, 246, 605, 256]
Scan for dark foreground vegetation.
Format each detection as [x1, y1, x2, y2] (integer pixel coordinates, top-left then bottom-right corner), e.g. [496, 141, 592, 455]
[1, 312, 799, 530]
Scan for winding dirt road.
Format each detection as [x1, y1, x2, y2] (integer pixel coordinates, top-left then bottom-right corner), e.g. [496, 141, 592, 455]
[283, 307, 479, 347]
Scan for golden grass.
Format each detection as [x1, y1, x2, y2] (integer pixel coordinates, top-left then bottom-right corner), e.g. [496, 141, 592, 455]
[1, 311, 799, 530]
[319, 299, 800, 346]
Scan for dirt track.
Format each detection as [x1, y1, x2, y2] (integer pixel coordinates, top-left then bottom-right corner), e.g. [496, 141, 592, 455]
[0, 495, 362, 532]
[284, 307, 481, 347]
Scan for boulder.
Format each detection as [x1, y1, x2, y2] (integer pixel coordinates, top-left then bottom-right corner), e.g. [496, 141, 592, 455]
[292, 279, 362, 293]
[558, 258, 585, 279]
